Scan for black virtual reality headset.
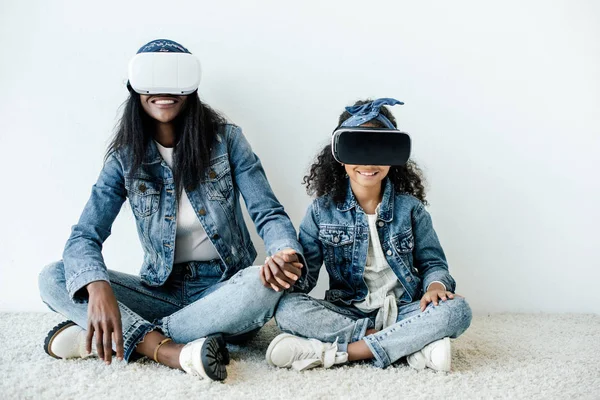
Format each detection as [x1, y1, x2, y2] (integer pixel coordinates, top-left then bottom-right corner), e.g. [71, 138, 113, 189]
[331, 127, 412, 166]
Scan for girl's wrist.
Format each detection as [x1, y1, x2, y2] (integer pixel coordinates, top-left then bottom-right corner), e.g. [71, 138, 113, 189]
[426, 282, 446, 292]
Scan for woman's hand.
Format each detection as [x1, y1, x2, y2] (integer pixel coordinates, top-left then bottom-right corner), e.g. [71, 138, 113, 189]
[86, 281, 124, 364]
[259, 249, 303, 291]
[420, 282, 459, 312]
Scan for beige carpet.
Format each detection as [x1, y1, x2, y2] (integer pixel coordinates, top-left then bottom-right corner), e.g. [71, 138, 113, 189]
[1, 312, 598, 399]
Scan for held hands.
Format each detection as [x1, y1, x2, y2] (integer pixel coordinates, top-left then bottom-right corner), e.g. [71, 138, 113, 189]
[419, 282, 461, 312]
[86, 281, 124, 364]
[259, 249, 303, 292]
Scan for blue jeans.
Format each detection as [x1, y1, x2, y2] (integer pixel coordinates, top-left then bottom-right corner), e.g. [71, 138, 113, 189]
[274, 293, 472, 368]
[39, 261, 283, 361]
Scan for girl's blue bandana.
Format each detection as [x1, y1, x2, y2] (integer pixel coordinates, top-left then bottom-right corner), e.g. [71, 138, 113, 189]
[341, 98, 404, 129]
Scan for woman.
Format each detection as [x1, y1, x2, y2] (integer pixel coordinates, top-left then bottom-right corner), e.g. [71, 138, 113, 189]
[39, 39, 304, 381]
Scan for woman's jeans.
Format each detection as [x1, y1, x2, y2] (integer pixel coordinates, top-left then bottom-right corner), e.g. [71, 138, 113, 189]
[275, 293, 472, 368]
[39, 260, 283, 361]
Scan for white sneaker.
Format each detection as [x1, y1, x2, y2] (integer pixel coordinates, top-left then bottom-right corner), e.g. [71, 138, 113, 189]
[406, 337, 451, 372]
[44, 321, 93, 359]
[179, 336, 227, 381]
[266, 333, 348, 371]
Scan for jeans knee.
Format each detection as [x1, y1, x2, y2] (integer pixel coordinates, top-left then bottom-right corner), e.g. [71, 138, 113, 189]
[445, 297, 472, 335]
[257, 284, 284, 315]
[232, 266, 284, 314]
[38, 261, 64, 303]
[274, 293, 305, 330]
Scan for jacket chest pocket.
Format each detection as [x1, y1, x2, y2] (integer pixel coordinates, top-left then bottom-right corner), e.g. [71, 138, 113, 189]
[206, 156, 233, 201]
[390, 229, 415, 268]
[319, 226, 354, 282]
[127, 179, 162, 218]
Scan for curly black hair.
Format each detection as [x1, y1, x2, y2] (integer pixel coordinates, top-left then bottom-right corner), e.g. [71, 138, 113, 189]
[302, 99, 427, 204]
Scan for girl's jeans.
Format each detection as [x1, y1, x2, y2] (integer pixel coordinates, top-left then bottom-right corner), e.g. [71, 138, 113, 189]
[274, 293, 472, 368]
[39, 260, 283, 361]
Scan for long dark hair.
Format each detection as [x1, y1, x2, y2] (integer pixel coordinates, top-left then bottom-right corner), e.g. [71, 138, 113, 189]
[107, 92, 227, 198]
[303, 100, 428, 204]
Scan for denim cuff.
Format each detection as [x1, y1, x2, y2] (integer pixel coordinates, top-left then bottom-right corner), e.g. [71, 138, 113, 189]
[363, 335, 392, 368]
[352, 317, 370, 343]
[122, 320, 156, 362]
[65, 267, 111, 303]
[423, 269, 456, 293]
[267, 239, 302, 255]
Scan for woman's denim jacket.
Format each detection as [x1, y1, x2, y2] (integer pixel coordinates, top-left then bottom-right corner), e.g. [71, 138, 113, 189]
[298, 179, 456, 305]
[63, 124, 304, 302]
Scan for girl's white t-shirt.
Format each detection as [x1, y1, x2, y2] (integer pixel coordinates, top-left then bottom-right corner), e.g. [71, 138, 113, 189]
[354, 212, 404, 329]
[155, 141, 220, 263]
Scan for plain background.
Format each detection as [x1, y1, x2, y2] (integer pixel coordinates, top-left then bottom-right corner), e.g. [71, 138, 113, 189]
[0, 0, 598, 313]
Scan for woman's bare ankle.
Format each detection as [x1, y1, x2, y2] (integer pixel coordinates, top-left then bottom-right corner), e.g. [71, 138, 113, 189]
[135, 330, 184, 369]
[156, 342, 185, 369]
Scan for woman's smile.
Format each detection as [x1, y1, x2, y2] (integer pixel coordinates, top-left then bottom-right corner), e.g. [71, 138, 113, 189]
[140, 94, 187, 123]
[150, 96, 180, 108]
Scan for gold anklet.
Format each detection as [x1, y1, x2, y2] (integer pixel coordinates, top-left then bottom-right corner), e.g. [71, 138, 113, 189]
[153, 338, 173, 363]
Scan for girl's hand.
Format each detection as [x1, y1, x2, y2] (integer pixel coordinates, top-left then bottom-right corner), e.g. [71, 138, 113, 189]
[259, 249, 303, 292]
[420, 284, 460, 312]
[86, 281, 124, 364]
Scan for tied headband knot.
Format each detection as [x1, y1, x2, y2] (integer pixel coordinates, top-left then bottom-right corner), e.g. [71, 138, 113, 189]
[341, 98, 404, 129]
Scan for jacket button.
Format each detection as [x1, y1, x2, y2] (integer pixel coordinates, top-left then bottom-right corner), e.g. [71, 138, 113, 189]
[378, 221, 384, 227]
[209, 170, 217, 179]
[212, 233, 220, 240]
[386, 249, 392, 256]
[406, 276, 412, 282]
[333, 236, 340, 243]
[198, 208, 206, 216]
[139, 183, 147, 193]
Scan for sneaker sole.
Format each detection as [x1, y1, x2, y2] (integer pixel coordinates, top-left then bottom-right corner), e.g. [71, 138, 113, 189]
[201, 336, 228, 381]
[209, 333, 230, 365]
[44, 320, 77, 359]
[265, 333, 294, 367]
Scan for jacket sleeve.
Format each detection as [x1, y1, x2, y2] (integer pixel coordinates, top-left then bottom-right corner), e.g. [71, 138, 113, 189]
[226, 126, 307, 285]
[61, 153, 127, 302]
[412, 202, 457, 293]
[296, 201, 323, 293]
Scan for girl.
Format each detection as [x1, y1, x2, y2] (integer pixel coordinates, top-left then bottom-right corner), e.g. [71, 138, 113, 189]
[266, 98, 472, 372]
[38, 39, 304, 381]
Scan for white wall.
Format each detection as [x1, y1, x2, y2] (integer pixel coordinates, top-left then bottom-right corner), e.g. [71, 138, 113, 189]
[1, 0, 598, 314]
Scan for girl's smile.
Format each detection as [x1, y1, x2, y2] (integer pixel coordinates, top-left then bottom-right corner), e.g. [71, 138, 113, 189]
[346, 165, 390, 187]
[356, 169, 380, 178]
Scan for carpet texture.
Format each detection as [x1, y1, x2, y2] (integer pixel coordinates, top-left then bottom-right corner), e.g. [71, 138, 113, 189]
[1, 313, 598, 399]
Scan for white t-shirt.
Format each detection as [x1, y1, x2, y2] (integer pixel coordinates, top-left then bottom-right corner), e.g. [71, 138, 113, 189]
[354, 212, 404, 330]
[353, 209, 447, 329]
[155, 141, 220, 263]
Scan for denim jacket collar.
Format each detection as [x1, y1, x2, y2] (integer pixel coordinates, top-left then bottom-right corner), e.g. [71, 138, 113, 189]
[142, 140, 165, 165]
[337, 178, 395, 222]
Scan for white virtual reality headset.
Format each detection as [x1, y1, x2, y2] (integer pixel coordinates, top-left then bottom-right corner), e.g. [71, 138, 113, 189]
[128, 52, 202, 95]
[331, 127, 412, 166]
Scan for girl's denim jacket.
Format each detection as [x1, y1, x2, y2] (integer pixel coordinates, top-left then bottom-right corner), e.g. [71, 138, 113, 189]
[63, 124, 304, 302]
[298, 179, 456, 305]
